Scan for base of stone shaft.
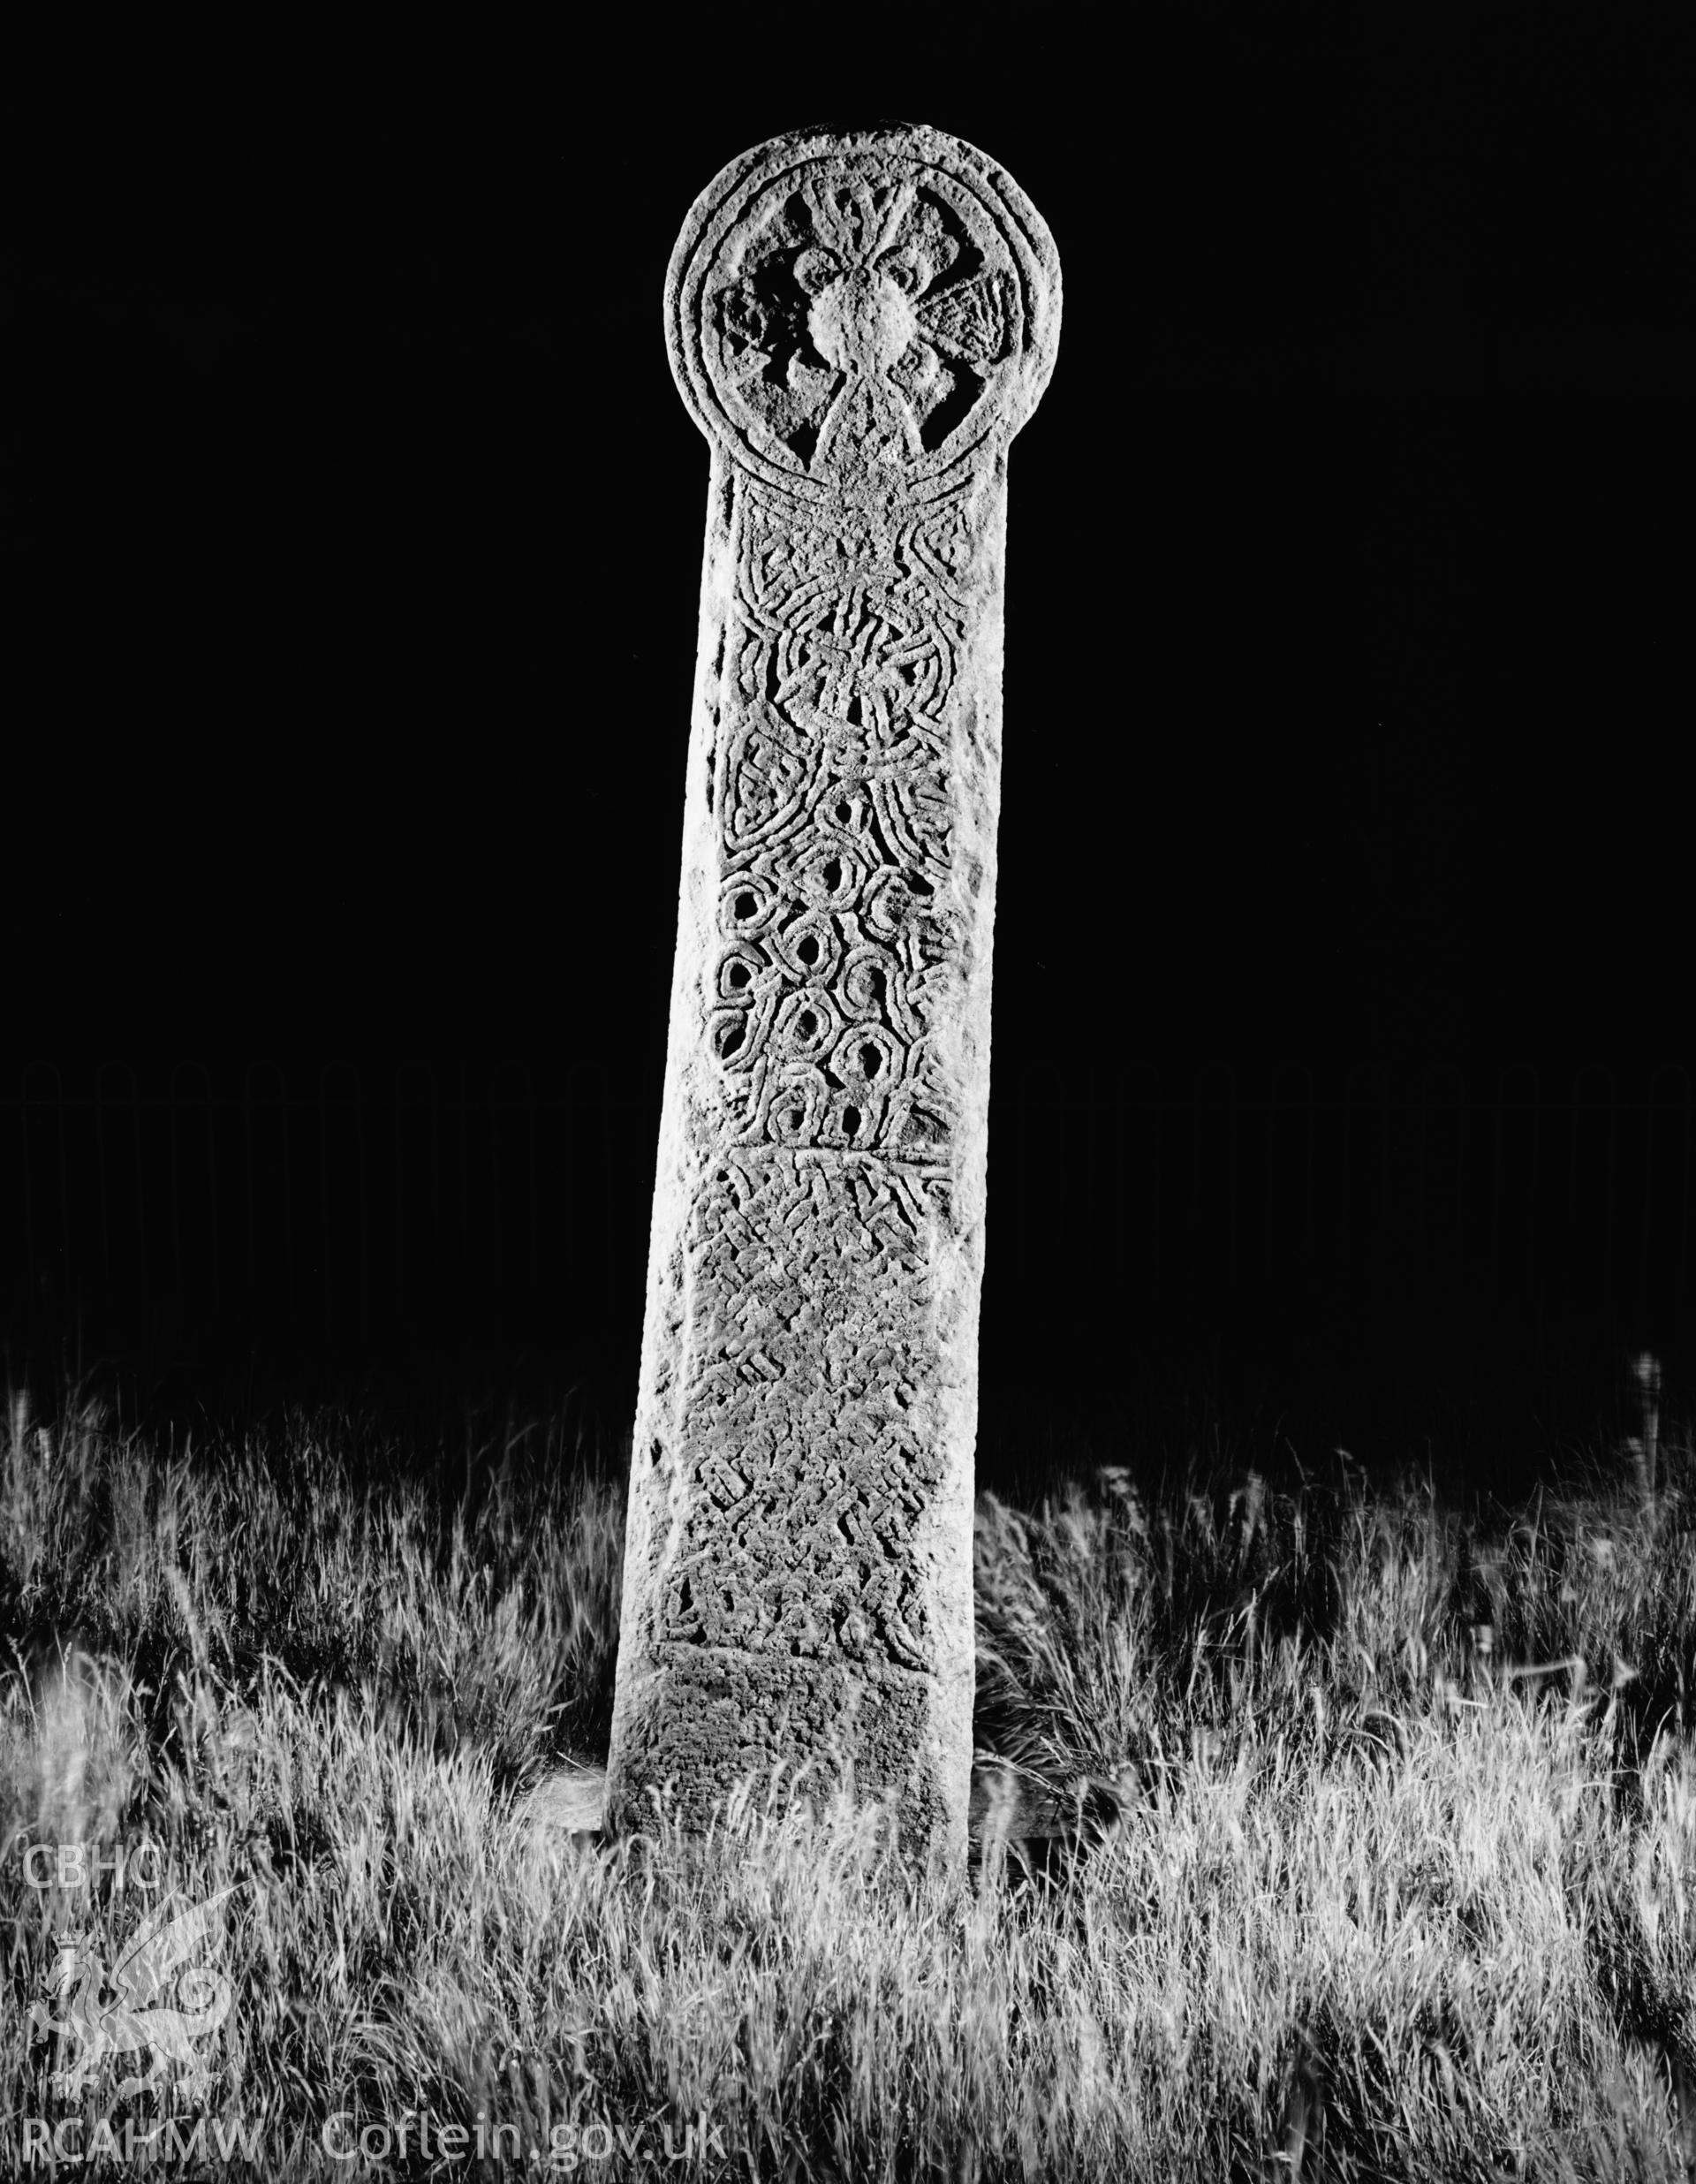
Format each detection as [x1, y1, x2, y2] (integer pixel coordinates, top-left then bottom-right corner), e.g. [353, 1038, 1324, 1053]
[603, 1649, 969, 1865]
[604, 1145, 976, 1867]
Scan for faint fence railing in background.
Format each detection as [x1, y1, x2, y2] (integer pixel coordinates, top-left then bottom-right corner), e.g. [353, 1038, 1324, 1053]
[1, 1059, 1691, 1356]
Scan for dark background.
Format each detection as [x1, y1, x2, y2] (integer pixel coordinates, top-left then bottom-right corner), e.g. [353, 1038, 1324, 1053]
[6, 27, 1693, 1473]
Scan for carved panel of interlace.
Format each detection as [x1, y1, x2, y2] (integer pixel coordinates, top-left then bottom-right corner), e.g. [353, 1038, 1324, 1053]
[605, 125, 1060, 1864]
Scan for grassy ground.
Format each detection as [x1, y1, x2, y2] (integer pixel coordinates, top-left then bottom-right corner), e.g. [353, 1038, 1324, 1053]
[2, 1352, 1694, 2179]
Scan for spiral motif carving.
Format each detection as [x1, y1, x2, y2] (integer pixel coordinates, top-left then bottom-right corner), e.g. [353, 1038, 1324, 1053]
[607, 125, 1060, 1866]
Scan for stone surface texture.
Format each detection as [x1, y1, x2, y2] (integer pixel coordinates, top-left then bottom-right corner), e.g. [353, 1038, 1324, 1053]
[604, 124, 1060, 1865]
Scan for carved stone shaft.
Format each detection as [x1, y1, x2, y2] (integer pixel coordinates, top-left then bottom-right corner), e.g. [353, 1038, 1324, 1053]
[605, 124, 1060, 1864]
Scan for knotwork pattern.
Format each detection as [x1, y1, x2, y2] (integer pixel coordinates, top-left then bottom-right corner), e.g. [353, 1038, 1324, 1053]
[706, 476, 971, 1185]
[605, 125, 1058, 1859]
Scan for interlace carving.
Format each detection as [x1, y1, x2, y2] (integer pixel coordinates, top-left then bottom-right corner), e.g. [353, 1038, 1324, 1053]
[606, 125, 1059, 1862]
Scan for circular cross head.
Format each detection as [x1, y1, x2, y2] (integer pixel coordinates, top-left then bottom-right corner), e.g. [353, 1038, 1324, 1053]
[666, 123, 1062, 503]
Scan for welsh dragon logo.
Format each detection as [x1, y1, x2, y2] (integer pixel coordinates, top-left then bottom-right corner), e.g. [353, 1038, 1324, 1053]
[28, 1886, 239, 2107]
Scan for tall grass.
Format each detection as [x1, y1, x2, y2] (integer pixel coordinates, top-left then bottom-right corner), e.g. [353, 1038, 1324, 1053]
[1, 1356, 1693, 2178]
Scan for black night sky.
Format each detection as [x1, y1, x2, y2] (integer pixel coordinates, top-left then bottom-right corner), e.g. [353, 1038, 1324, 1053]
[8, 28, 1694, 1472]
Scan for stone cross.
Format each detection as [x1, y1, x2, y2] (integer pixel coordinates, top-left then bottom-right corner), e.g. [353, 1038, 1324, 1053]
[605, 123, 1061, 1866]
